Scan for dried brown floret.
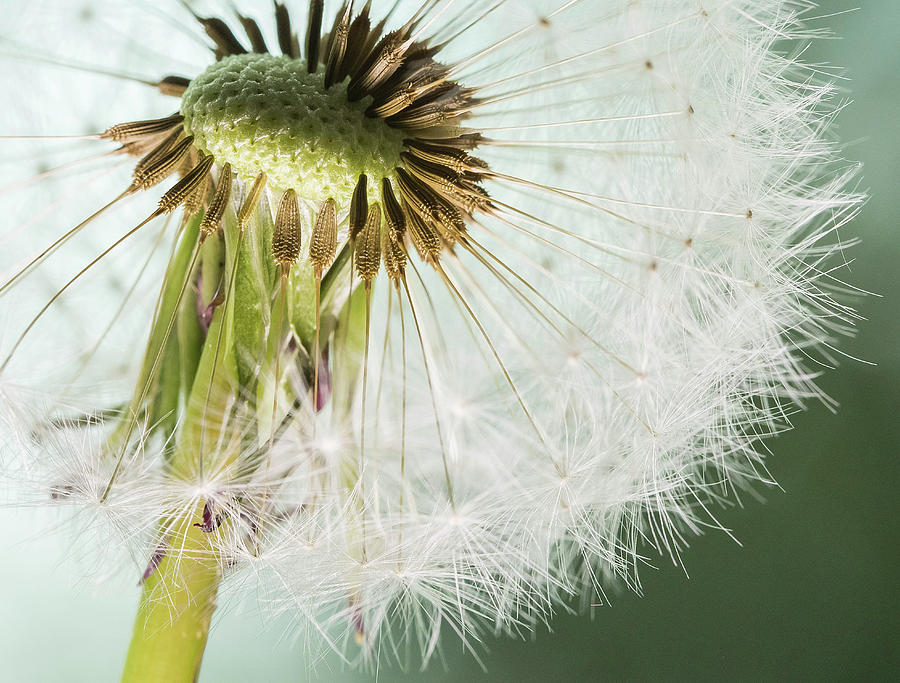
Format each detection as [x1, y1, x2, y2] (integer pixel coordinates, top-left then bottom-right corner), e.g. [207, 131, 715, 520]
[272, 189, 303, 267]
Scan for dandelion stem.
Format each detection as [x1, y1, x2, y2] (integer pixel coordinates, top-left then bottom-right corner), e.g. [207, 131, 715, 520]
[121, 511, 221, 683]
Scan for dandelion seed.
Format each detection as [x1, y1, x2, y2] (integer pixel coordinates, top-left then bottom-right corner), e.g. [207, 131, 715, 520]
[0, 0, 862, 677]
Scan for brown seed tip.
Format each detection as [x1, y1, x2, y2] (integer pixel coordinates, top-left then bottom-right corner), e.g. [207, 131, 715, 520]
[349, 174, 369, 241]
[306, 0, 325, 70]
[157, 155, 214, 213]
[324, 3, 352, 87]
[156, 76, 191, 98]
[182, 163, 211, 216]
[238, 173, 267, 227]
[309, 198, 338, 272]
[157, 154, 214, 215]
[200, 163, 233, 237]
[381, 179, 409, 282]
[382, 218, 407, 284]
[273, 189, 303, 267]
[405, 211, 442, 262]
[130, 133, 192, 192]
[102, 114, 184, 143]
[355, 203, 382, 281]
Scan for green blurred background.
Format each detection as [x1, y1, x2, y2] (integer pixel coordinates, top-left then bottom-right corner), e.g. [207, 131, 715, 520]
[2, 2, 897, 680]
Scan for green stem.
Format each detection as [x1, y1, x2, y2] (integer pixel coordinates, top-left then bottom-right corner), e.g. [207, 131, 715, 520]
[121, 517, 221, 683]
[120, 219, 238, 682]
[118, 192, 348, 679]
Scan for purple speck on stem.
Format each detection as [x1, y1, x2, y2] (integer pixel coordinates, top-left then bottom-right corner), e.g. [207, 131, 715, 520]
[193, 498, 224, 533]
[197, 274, 224, 335]
[316, 346, 331, 412]
[140, 543, 167, 584]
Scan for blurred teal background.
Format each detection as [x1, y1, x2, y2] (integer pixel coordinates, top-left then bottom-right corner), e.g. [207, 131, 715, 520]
[1, 1, 898, 680]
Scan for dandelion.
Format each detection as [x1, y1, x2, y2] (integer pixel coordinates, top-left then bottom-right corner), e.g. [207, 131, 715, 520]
[0, 0, 862, 679]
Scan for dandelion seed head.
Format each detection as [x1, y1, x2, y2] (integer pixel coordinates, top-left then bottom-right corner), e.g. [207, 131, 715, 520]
[0, 0, 864, 670]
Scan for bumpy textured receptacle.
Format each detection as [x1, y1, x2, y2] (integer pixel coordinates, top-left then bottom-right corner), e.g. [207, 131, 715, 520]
[180, 53, 405, 200]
